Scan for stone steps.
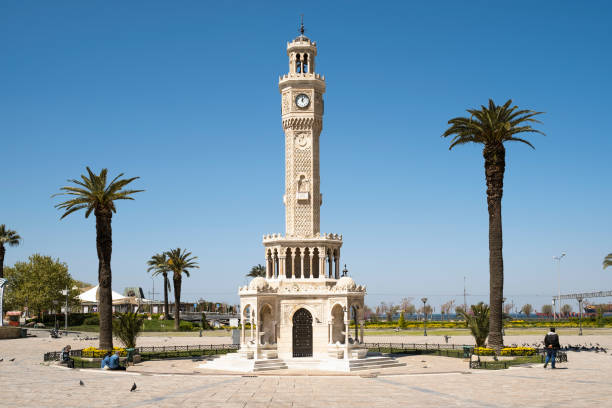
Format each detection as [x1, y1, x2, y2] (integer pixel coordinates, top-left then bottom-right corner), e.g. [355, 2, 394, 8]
[348, 357, 406, 371]
[253, 359, 288, 372]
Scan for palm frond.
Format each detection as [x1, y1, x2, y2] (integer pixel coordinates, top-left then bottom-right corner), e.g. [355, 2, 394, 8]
[53, 167, 143, 219]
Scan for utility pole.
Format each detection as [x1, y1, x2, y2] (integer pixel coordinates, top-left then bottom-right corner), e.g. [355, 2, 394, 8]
[553, 253, 566, 320]
[463, 276, 467, 312]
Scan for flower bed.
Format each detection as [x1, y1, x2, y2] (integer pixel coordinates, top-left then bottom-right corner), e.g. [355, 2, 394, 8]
[473, 347, 536, 356]
[81, 346, 127, 358]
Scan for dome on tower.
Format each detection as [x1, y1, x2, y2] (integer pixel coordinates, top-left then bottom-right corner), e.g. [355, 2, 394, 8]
[248, 277, 270, 292]
[335, 276, 356, 291]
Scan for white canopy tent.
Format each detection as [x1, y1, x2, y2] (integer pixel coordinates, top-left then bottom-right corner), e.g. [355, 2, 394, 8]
[78, 285, 127, 303]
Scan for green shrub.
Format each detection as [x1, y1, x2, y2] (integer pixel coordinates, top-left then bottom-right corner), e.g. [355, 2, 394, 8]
[83, 316, 100, 326]
[112, 312, 144, 348]
[179, 321, 193, 331]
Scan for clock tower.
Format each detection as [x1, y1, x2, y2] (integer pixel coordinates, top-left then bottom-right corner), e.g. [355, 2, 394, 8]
[279, 26, 326, 237]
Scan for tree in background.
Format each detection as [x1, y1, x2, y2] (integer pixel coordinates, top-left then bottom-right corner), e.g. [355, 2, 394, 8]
[165, 248, 199, 330]
[460, 302, 490, 347]
[53, 167, 143, 350]
[503, 302, 513, 315]
[443, 99, 544, 349]
[441, 300, 456, 320]
[4, 254, 79, 318]
[247, 264, 266, 278]
[541, 304, 553, 316]
[400, 297, 416, 316]
[0, 225, 21, 279]
[376, 302, 389, 320]
[455, 305, 466, 316]
[521, 304, 533, 316]
[147, 253, 171, 318]
[386, 303, 399, 322]
[604, 253, 612, 269]
[561, 304, 573, 317]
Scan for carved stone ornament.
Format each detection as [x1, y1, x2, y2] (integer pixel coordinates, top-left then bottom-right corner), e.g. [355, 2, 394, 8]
[294, 133, 311, 150]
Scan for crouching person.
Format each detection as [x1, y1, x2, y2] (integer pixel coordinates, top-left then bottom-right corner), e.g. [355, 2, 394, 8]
[60, 345, 74, 369]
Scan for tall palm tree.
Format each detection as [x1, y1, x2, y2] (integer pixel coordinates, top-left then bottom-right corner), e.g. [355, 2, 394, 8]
[604, 253, 612, 269]
[147, 253, 171, 318]
[442, 99, 543, 349]
[0, 225, 21, 279]
[165, 248, 199, 330]
[247, 264, 266, 278]
[53, 167, 143, 350]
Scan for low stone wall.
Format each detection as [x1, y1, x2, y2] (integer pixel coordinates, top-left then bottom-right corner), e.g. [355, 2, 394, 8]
[0, 326, 23, 339]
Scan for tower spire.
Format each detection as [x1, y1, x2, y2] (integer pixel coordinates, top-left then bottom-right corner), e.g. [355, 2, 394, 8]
[299, 14, 305, 36]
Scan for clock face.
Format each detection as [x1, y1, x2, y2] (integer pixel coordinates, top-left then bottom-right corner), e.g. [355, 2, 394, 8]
[295, 93, 310, 108]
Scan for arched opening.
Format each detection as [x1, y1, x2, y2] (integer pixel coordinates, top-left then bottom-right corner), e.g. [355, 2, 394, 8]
[259, 304, 275, 345]
[242, 304, 252, 344]
[303, 248, 310, 278]
[295, 54, 302, 73]
[331, 304, 345, 344]
[303, 54, 308, 73]
[351, 305, 359, 343]
[273, 249, 279, 278]
[333, 249, 339, 279]
[292, 308, 313, 357]
[312, 248, 320, 278]
[285, 248, 292, 278]
[327, 249, 333, 278]
[293, 248, 302, 278]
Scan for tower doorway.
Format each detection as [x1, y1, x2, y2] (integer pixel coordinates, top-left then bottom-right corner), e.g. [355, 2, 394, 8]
[292, 308, 313, 357]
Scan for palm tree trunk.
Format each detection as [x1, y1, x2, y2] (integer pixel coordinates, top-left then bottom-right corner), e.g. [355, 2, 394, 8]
[163, 272, 169, 318]
[173, 275, 181, 331]
[0, 244, 5, 279]
[483, 144, 505, 350]
[95, 209, 114, 350]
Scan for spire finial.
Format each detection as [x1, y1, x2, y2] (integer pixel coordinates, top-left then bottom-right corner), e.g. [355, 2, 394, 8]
[299, 14, 305, 36]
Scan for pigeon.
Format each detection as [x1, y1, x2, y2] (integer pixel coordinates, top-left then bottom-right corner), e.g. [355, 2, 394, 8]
[9, 358, 15, 362]
[0, 358, 3, 362]
[130, 382, 137, 392]
[79, 380, 84, 386]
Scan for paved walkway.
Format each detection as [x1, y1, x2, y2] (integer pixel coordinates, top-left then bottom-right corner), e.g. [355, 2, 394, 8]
[1, 333, 610, 407]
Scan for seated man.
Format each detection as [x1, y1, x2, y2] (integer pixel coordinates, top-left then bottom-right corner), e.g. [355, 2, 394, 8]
[100, 353, 111, 369]
[108, 351, 126, 371]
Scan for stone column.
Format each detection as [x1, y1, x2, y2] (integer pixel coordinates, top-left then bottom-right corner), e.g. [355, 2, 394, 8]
[265, 253, 271, 278]
[308, 248, 313, 279]
[328, 251, 333, 278]
[328, 322, 332, 344]
[360, 320, 365, 344]
[273, 255, 278, 278]
[241, 312, 245, 344]
[318, 248, 326, 280]
[250, 309, 254, 342]
[300, 248, 305, 279]
[290, 249, 296, 279]
[279, 255, 285, 280]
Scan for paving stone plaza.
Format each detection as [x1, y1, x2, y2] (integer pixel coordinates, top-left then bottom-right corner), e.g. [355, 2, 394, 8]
[1, 332, 612, 407]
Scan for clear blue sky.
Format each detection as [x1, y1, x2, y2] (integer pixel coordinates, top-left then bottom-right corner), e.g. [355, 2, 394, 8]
[2, 1, 611, 312]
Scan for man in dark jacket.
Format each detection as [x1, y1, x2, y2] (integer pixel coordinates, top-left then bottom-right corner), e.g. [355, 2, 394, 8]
[544, 327, 561, 368]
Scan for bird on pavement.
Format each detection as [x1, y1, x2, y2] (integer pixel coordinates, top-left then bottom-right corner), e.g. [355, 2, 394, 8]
[130, 382, 137, 392]
[9, 358, 15, 362]
[79, 380, 84, 386]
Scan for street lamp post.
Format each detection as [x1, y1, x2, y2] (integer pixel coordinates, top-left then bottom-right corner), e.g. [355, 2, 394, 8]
[421, 297, 428, 336]
[553, 253, 566, 321]
[577, 296, 584, 336]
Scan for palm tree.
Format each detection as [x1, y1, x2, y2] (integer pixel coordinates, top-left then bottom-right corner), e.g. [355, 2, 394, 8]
[459, 302, 490, 348]
[0, 225, 21, 279]
[53, 167, 143, 350]
[147, 253, 171, 318]
[165, 248, 199, 330]
[604, 253, 612, 269]
[247, 264, 266, 278]
[442, 99, 543, 349]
